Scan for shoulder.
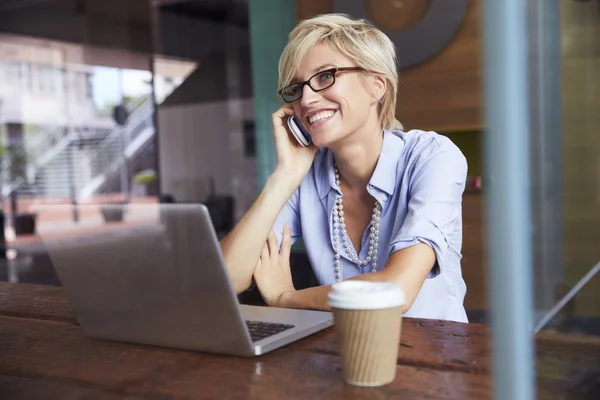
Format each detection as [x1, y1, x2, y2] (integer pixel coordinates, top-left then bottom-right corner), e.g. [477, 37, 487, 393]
[394, 129, 465, 161]
[392, 129, 467, 173]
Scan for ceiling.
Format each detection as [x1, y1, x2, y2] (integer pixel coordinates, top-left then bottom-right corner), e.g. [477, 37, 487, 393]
[0, 0, 250, 59]
[0, 0, 249, 27]
[156, 0, 249, 27]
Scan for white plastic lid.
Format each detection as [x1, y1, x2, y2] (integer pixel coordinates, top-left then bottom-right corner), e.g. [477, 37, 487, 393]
[327, 281, 405, 310]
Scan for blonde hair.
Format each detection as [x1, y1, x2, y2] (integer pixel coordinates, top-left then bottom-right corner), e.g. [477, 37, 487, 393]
[278, 13, 403, 131]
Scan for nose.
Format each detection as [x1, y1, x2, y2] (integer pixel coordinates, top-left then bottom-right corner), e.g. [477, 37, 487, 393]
[299, 84, 320, 108]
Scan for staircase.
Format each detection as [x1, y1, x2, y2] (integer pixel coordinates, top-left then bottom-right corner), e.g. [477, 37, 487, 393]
[2, 95, 156, 200]
[78, 97, 155, 199]
[1, 125, 73, 198]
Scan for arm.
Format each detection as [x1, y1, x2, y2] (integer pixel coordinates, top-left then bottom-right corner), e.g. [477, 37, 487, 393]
[219, 173, 298, 294]
[219, 105, 317, 294]
[277, 243, 435, 312]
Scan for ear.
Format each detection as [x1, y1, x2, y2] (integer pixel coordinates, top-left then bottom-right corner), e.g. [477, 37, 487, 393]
[371, 74, 386, 103]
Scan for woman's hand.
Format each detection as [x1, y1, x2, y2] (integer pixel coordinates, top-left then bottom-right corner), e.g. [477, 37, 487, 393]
[253, 225, 296, 307]
[271, 105, 318, 184]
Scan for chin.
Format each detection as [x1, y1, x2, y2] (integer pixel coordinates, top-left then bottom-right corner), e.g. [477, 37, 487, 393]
[309, 131, 338, 148]
[311, 128, 353, 149]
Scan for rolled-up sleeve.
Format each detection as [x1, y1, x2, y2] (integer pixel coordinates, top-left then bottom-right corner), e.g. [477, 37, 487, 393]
[389, 143, 467, 278]
[272, 187, 302, 249]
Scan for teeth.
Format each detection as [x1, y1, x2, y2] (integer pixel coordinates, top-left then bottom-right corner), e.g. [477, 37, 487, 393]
[309, 110, 335, 124]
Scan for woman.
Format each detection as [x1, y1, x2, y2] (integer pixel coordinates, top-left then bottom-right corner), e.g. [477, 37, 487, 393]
[219, 14, 468, 323]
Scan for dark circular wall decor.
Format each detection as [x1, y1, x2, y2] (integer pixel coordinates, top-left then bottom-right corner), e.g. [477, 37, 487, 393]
[333, 0, 469, 68]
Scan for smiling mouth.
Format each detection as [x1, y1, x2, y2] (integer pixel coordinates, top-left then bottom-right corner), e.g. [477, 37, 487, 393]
[308, 110, 336, 125]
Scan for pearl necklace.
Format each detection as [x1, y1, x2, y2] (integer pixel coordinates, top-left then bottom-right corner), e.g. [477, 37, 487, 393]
[332, 165, 382, 282]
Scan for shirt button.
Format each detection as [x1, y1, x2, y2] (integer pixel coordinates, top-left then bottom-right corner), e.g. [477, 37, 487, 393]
[368, 184, 374, 189]
[382, 195, 388, 202]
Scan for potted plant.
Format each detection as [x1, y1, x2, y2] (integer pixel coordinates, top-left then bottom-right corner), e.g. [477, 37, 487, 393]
[0, 144, 37, 235]
[132, 169, 158, 197]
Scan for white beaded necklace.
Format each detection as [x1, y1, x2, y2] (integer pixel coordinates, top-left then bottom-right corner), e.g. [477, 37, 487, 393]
[332, 164, 382, 282]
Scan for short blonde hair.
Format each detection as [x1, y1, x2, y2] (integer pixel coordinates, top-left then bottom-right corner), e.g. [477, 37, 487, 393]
[278, 13, 403, 131]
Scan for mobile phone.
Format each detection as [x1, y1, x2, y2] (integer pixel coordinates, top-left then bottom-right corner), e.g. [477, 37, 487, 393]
[287, 115, 312, 147]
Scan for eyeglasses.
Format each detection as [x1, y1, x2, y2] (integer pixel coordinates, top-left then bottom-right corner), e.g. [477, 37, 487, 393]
[278, 67, 365, 103]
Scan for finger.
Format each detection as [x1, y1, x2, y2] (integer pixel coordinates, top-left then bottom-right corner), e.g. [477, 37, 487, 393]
[267, 229, 279, 257]
[280, 224, 292, 262]
[253, 256, 263, 276]
[260, 243, 270, 267]
[271, 104, 295, 129]
[272, 104, 294, 119]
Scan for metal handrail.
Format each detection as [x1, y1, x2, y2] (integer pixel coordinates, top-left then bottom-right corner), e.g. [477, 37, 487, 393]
[89, 96, 153, 158]
[8, 95, 149, 181]
[76, 96, 154, 198]
[1, 94, 154, 199]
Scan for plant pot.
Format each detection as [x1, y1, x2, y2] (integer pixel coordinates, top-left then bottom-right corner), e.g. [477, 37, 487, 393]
[132, 181, 159, 197]
[14, 213, 37, 236]
[145, 181, 159, 196]
[99, 206, 125, 223]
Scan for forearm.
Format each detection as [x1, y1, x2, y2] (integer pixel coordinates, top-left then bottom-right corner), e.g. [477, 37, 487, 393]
[220, 171, 299, 294]
[278, 285, 332, 311]
[277, 269, 410, 312]
[277, 244, 435, 312]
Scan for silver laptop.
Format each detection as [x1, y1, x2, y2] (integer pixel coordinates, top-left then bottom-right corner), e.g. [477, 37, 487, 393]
[37, 203, 333, 357]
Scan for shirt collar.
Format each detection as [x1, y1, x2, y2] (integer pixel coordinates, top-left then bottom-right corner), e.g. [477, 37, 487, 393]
[315, 130, 404, 200]
[368, 130, 403, 196]
[315, 149, 337, 200]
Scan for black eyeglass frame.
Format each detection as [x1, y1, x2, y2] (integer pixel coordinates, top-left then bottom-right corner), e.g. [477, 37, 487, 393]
[278, 67, 365, 103]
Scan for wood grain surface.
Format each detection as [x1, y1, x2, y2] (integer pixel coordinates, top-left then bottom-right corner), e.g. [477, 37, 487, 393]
[0, 282, 598, 399]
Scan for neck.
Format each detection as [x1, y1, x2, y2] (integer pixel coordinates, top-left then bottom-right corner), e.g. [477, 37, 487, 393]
[332, 119, 384, 192]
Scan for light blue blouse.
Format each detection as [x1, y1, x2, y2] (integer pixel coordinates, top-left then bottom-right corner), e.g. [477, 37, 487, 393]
[272, 129, 469, 323]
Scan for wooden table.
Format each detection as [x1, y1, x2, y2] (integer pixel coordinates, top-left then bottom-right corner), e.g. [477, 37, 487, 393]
[0, 282, 599, 399]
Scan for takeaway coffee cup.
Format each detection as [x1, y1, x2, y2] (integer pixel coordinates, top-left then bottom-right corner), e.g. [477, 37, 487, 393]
[327, 281, 405, 387]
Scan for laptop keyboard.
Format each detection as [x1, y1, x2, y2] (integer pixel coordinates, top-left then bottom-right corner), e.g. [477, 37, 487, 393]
[246, 320, 295, 342]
